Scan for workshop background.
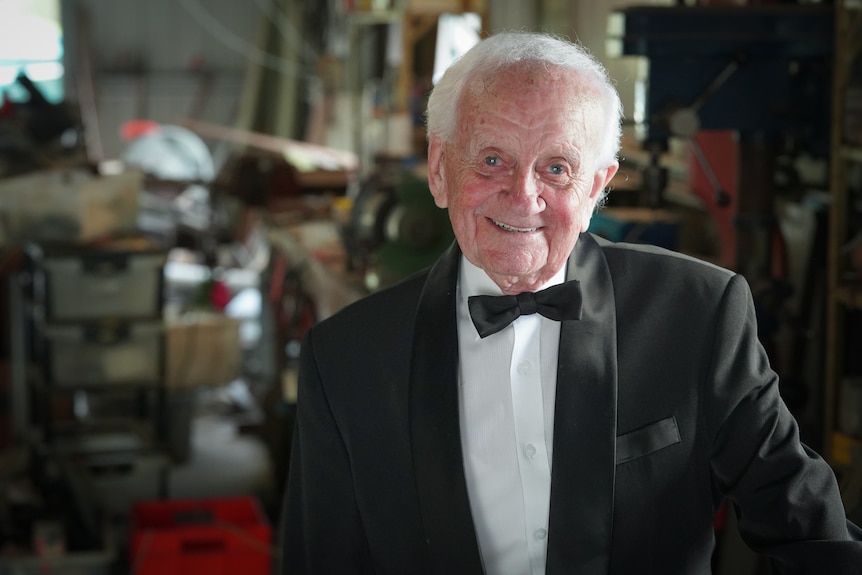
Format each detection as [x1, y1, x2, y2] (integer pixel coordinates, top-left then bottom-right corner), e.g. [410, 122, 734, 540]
[0, 0, 860, 573]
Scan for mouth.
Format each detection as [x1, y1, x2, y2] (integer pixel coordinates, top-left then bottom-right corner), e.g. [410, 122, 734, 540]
[491, 218, 538, 233]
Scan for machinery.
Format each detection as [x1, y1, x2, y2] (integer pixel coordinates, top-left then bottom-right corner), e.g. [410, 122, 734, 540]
[346, 164, 454, 290]
[608, 3, 833, 279]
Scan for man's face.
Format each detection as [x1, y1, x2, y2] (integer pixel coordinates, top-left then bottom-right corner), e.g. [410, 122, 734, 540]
[428, 64, 618, 293]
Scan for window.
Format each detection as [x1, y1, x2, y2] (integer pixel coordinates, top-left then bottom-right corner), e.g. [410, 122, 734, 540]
[0, 0, 64, 104]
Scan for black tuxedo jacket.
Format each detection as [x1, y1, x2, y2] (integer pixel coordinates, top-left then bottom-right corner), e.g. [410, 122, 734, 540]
[281, 233, 862, 574]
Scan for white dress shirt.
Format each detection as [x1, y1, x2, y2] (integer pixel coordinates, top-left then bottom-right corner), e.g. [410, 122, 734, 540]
[457, 257, 565, 575]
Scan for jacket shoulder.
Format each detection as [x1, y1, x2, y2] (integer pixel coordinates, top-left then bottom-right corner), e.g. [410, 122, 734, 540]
[311, 269, 429, 340]
[595, 235, 733, 279]
[591, 236, 739, 307]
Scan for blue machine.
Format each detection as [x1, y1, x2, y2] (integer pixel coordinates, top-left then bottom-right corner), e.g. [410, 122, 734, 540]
[607, 4, 834, 207]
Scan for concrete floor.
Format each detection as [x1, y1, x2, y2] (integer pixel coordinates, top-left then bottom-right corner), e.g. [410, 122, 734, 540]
[168, 412, 276, 502]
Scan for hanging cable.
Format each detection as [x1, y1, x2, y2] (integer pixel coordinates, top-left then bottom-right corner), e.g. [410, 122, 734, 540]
[248, 0, 319, 63]
[176, 0, 303, 77]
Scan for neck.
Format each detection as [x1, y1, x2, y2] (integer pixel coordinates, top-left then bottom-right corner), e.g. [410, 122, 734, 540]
[485, 268, 567, 295]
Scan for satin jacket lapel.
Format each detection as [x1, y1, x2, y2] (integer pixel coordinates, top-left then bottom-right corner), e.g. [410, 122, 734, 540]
[546, 233, 618, 575]
[410, 242, 484, 574]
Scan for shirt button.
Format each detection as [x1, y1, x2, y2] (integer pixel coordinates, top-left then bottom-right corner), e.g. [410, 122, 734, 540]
[517, 360, 532, 375]
[524, 443, 537, 459]
[534, 528, 548, 540]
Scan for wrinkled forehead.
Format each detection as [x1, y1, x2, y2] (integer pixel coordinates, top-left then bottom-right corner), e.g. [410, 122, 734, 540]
[457, 62, 608, 153]
[465, 61, 598, 101]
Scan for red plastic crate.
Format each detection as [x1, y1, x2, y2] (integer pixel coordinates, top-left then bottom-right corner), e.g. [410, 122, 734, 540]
[129, 496, 273, 575]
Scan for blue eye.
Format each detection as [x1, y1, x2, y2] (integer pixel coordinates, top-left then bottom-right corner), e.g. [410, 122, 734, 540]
[549, 163, 565, 175]
[484, 156, 500, 167]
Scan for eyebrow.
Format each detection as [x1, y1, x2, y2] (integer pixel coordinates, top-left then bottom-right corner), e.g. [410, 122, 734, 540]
[465, 133, 520, 157]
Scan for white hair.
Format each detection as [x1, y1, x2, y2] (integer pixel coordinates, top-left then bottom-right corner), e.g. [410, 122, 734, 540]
[425, 31, 624, 166]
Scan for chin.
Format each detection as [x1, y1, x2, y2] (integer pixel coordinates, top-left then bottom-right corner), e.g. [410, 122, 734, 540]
[480, 254, 547, 279]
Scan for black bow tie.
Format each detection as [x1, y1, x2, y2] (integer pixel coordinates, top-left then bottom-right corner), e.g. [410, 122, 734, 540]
[467, 281, 583, 338]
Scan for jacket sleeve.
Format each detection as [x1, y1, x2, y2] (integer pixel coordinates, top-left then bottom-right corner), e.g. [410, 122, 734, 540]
[706, 274, 862, 573]
[278, 327, 375, 574]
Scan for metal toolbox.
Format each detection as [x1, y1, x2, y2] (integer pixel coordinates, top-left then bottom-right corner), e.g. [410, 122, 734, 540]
[40, 321, 164, 388]
[28, 243, 166, 321]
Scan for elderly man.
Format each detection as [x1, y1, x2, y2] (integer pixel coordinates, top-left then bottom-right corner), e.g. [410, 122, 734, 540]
[280, 31, 862, 574]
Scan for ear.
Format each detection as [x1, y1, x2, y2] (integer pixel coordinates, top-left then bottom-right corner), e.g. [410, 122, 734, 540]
[427, 136, 448, 208]
[590, 160, 619, 201]
[579, 161, 620, 232]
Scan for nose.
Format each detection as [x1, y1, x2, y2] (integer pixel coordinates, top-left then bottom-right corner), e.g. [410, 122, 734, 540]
[508, 167, 545, 214]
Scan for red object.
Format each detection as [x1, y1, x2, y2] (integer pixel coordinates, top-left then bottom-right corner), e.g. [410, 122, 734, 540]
[689, 130, 739, 270]
[209, 279, 232, 311]
[129, 497, 273, 575]
[0, 92, 14, 118]
[121, 119, 161, 141]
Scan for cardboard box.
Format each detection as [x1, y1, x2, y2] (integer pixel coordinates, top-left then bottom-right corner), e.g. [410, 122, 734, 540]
[0, 169, 142, 246]
[165, 314, 242, 389]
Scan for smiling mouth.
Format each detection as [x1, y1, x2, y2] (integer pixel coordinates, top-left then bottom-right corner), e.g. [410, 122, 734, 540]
[492, 218, 538, 233]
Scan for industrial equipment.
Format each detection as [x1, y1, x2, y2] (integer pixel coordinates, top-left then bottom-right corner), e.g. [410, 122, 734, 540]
[608, 3, 833, 279]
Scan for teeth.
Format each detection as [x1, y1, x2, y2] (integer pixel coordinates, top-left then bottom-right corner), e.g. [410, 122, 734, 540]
[493, 219, 537, 233]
